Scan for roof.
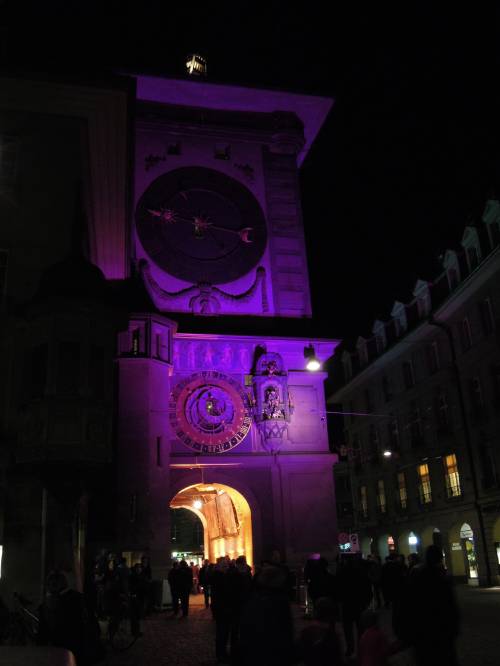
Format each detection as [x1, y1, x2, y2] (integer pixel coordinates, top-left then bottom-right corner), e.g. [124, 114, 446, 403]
[133, 74, 333, 166]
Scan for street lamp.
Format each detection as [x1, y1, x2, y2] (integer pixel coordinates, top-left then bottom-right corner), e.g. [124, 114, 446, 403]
[304, 345, 321, 371]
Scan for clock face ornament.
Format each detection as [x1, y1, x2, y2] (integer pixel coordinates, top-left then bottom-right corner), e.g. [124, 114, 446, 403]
[169, 371, 252, 453]
[136, 167, 267, 284]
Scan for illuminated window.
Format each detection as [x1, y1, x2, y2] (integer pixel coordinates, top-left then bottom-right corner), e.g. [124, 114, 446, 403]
[444, 454, 461, 497]
[360, 485, 368, 518]
[132, 329, 141, 355]
[376, 479, 387, 514]
[460, 318, 473, 351]
[417, 463, 432, 504]
[397, 472, 407, 509]
[409, 402, 423, 447]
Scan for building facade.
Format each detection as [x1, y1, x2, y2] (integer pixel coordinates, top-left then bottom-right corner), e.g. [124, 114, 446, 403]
[0, 72, 338, 598]
[329, 202, 500, 586]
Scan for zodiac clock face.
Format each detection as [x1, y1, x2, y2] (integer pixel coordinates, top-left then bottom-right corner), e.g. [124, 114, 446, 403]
[169, 371, 252, 453]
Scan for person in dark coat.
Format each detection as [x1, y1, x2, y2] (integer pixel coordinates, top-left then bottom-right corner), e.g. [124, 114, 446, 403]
[238, 563, 294, 666]
[168, 562, 182, 616]
[177, 559, 193, 617]
[37, 571, 87, 665]
[337, 554, 373, 658]
[393, 545, 460, 666]
[199, 559, 212, 608]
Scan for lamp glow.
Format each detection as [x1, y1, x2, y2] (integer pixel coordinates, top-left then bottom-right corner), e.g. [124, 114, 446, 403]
[383, 449, 392, 458]
[304, 345, 321, 371]
[409, 533, 418, 545]
[193, 499, 203, 510]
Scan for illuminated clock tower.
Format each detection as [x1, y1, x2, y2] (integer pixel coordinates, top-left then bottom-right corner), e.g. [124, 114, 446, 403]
[115, 74, 339, 573]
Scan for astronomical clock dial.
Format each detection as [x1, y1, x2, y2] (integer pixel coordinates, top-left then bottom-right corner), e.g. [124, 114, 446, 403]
[169, 371, 252, 453]
[135, 166, 267, 284]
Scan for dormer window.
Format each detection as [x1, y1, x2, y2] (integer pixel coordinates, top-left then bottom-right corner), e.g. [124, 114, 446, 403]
[461, 226, 482, 273]
[372, 320, 386, 353]
[356, 337, 368, 367]
[442, 250, 460, 291]
[482, 199, 500, 248]
[391, 302, 407, 336]
[413, 280, 431, 318]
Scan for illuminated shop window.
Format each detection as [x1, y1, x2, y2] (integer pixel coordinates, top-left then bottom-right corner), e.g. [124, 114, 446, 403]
[417, 463, 432, 504]
[397, 472, 407, 509]
[360, 485, 368, 518]
[444, 453, 461, 497]
[376, 479, 387, 514]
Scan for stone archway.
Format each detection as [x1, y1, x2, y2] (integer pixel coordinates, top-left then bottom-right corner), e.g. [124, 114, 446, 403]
[170, 483, 253, 566]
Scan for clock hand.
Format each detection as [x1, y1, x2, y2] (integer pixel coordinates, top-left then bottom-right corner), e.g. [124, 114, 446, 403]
[148, 209, 254, 242]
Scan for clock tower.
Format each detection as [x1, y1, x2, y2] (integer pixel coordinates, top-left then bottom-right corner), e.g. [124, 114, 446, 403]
[115, 75, 339, 575]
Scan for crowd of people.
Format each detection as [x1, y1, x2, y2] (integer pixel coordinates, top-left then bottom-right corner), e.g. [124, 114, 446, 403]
[4, 544, 460, 666]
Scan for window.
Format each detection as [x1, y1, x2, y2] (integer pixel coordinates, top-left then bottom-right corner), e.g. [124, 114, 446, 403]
[479, 437, 497, 489]
[364, 389, 373, 412]
[132, 328, 141, 355]
[397, 472, 407, 509]
[479, 299, 495, 336]
[360, 486, 368, 518]
[469, 377, 484, 412]
[387, 416, 400, 450]
[448, 268, 459, 290]
[57, 341, 80, 395]
[130, 494, 137, 522]
[350, 434, 361, 464]
[427, 341, 440, 374]
[0, 249, 8, 304]
[0, 135, 19, 186]
[444, 454, 461, 498]
[382, 375, 393, 402]
[357, 338, 368, 367]
[156, 436, 162, 468]
[167, 142, 181, 155]
[368, 425, 379, 459]
[467, 245, 479, 271]
[492, 365, 500, 405]
[402, 360, 415, 389]
[214, 144, 231, 160]
[417, 463, 432, 504]
[409, 402, 423, 447]
[376, 479, 387, 514]
[460, 318, 473, 351]
[342, 352, 352, 381]
[436, 392, 450, 431]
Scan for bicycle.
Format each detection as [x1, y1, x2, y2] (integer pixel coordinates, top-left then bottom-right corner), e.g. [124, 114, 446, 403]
[0, 593, 39, 645]
[106, 595, 140, 652]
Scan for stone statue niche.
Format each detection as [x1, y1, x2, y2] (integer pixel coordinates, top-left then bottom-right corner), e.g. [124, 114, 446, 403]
[252, 352, 294, 453]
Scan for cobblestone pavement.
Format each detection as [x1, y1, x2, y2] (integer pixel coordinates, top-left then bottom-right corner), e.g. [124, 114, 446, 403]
[104, 585, 500, 666]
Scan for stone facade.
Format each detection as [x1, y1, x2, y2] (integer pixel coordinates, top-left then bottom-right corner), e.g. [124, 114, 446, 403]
[330, 203, 500, 585]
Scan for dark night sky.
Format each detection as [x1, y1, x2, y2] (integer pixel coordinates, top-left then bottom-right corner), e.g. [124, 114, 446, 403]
[4, 3, 500, 341]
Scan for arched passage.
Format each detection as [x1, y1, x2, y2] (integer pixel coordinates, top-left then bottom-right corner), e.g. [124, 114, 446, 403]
[170, 483, 253, 567]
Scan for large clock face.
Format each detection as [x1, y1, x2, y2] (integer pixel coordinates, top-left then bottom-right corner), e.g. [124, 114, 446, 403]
[169, 371, 252, 453]
[136, 167, 267, 284]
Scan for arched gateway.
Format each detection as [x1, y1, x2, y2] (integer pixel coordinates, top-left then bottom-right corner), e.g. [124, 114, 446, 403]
[170, 483, 253, 566]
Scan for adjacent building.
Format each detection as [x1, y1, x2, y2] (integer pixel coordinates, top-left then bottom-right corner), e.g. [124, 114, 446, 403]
[329, 202, 500, 585]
